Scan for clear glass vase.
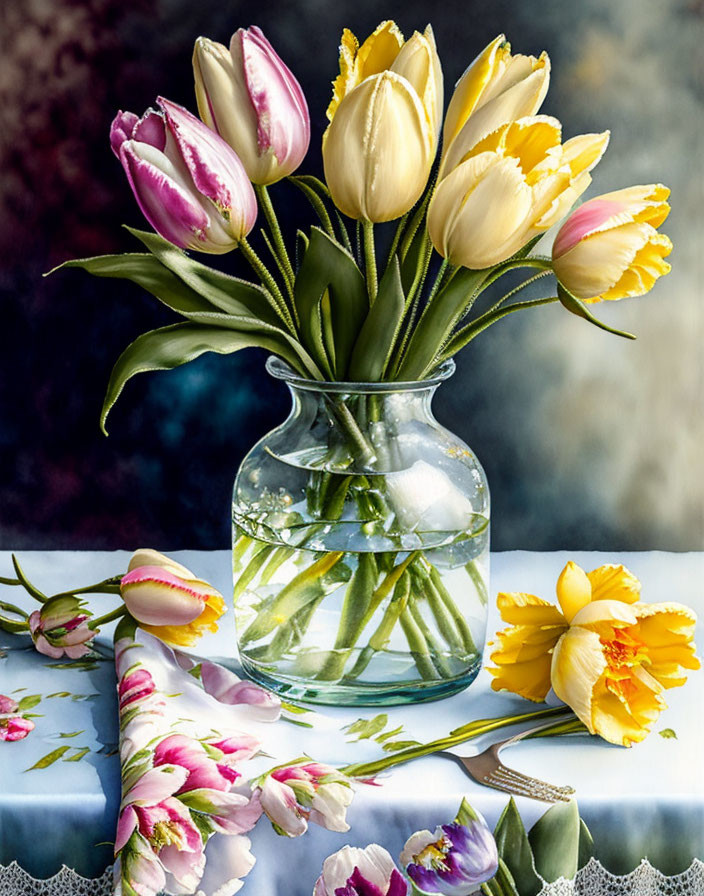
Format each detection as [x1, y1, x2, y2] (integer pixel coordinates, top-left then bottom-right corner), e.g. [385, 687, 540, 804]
[231, 357, 490, 705]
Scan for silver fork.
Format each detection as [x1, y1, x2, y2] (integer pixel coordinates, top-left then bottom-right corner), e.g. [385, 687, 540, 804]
[441, 721, 577, 803]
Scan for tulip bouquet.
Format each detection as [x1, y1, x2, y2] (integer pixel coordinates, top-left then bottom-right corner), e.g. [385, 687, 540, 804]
[54, 22, 674, 699]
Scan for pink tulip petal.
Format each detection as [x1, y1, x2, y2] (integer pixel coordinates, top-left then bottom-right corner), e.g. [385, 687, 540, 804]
[120, 565, 215, 626]
[110, 110, 139, 157]
[33, 635, 65, 659]
[63, 643, 92, 659]
[209, 732, 261, 763]
[123, 763, 189, 806]
[553, 198, 629, 258]
[154, 734, 232, 793]
[115, 805, 139, 854]
[118, 143, 209, 250]
[0, 695, 18, 714]
[122, 832, 167, 896]
[240, 27, 310, 166]
[159, 842, 206, 891]
[0, 716, 35, 741]
[133, 109, 167, 151]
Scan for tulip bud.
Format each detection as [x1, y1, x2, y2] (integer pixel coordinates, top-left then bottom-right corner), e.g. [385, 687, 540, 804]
[314, 844, 407, 896]
[552, 184, 672, 302]
[110, 97, 257, 253]
[428, 116, 609, 268]
[441, 34, 550, 177]
[193, 28, 310, 185]
[120, 561, 226, 647]
[0, 695, 35, 742]
[323, 21, 442, 222]
[28, 595, 95, 659]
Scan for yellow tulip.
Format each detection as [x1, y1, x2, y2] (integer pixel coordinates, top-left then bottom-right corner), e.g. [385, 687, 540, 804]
[440, 34, 550, 177]
[489, 561, 699, 746]
[427, 116, 609, 268]
[323, 21, 442, 222]
[552, 185, 672, 302]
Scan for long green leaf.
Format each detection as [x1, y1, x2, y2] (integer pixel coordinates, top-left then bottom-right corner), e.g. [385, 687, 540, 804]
[100, 322, 317, 434]
[347, 257, 405, 381]
[578, 818, 595, 869]
[26, 746, 71, 770]
[396, 267, 490, 379]
[557, 283, 636, 339]
[494, 798, 543, 896]
[126, 227, 284, 327]
[528, 799, 580, 883]
[294, 228, 368, 378]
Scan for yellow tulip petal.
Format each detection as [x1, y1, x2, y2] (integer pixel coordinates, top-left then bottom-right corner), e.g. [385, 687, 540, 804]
[556, 561, 592, 623]
[356, 20, 405, 80]
[551, 627, 606, 731]
[600, 231, 672, 301]
[490, 623, 566, 664]
[589, 679, 659, 746]
[561, 131, 610, 177]
[570, 598, 639, 630]
[391, 27, 443, 140]
[489, 627, 557, 702]
[596, 183, 671, 227]
[586, 564, 641, 603]
[496, 590, 567, 626]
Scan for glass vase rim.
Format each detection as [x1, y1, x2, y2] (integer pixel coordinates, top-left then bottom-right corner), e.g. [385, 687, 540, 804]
[265, 356, 456, 394]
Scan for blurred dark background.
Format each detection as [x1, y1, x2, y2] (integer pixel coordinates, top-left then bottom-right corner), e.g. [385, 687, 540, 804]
[0, 0, 702, 551]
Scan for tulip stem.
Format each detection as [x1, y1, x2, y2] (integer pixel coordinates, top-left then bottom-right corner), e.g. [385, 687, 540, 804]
[363, 221, 378, 304]
[239, 237, 296, 335]
[0, 600, 28, 619]
[255, 184, 296, 296]
[88, 605, 128, 631]
[425, 259, 449, 306]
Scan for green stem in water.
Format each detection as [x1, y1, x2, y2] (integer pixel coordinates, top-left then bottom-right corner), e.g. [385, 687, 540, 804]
[363, 220, 378, 304]
[398, 605, 437, 681]
[88, 605, 128, 630]
[238, 236, 296, 334]
[408, 598, 453, 678]
[342, 707, 575, 777]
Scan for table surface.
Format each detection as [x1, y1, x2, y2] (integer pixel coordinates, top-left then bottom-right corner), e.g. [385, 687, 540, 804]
[1, 550, 703, 891]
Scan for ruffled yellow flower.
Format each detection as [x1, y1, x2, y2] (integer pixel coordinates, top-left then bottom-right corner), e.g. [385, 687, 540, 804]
[440, 34, 550, 177]
[428, 116, 609, 269]
[552, 184, 672, 302]
[323, 21, 442, 222]
[489, 562, 699, 746]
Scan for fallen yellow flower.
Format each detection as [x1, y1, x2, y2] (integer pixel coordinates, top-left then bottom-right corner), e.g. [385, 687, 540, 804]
[489, 561, 699, 746]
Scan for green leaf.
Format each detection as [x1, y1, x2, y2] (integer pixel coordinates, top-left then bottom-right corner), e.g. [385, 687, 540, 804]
[17, 695, 42, 711]
[493, 798, 542, 896]
[481, 859, 520, 896]
[382, 739, 421, 752]
[528, 799, 580, 882]
[126, 227, 284, 327]
[557, 283, 636, 339]
[25, 746, 71, 770]
[64, 747, 91, 761]
[100, 322, 319, 434]
[659, 727, 677, 739]
[344, 714, 389, 740]
[46, 691, 71, 698]
[58, 730, 85, 738]
[578, 818, 595, 869]
[396, 267, 491, 379]
[348, 257, 406, 380]
[294, 228, 368, 378]
[455, 796, 482, 827]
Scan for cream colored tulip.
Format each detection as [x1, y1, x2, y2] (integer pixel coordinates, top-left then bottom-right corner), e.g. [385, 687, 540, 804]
[427, 116, 609, 268]
[323, 21, 442, 222]
[440, 34, 550, 177]
[552, 184, 672, 301]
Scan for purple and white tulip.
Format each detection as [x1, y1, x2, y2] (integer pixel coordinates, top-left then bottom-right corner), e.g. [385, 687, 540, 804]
[193, 26, 310, 184]
[258, 761, 354, 837]
[110, 98, 257, 253]
[400, 818, 498, 896]
[28, 595, 95, 659]
[314, 844, 408, 896]
[0, 694, 35, 742]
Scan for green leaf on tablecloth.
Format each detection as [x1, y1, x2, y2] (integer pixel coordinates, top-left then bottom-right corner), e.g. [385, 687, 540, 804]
[375, 724, 404, 743]
[11, 687, 27, 693]
[279, 700, 313, 715]
[494, 798, 542, 896]
[382, 739, 421, 753]
[25, 746, 71, 770]
[48, 660, 99, 670]
[659, 728, 677, 739]
[344, 714, 389, 740]
[58, 730, 85, 738]
[64, 747, 91, 761]
[17, 694, 42, 711]
[578, 818, 595, 868]
[46, 691, 71, 698]
[528, 799, 580, 882]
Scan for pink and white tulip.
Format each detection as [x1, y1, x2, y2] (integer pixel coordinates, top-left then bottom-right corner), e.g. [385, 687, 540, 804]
[153, 733, 258, 792]
[552, 184, 672, 302]
[258, 761, 354, 837]
[193, 27, 310, 184]
[314, 844, 408, 896]
[0, 694, 35, 742]
[400, 817, 498, 895]
[110, 98, 257, 253]
[28, 595, 95, 659]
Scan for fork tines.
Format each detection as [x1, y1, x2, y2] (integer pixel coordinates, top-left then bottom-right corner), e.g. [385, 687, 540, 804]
[482, 763, 575, 803]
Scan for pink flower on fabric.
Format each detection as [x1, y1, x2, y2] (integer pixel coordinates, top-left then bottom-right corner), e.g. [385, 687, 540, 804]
[28, 595, 95, 659]
[0, 695, 35, 742]
[154, 734, 243, 793]
[199, 659, 281, 721]
[258, 761, 354, 837]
